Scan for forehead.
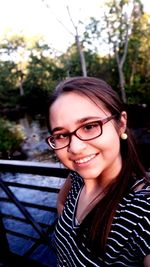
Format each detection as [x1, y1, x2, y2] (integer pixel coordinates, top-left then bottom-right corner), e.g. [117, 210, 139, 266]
[49, 92, 109, 128]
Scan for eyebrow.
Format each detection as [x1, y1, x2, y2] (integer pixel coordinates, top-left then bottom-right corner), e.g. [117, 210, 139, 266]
[51, 116, 101, 134]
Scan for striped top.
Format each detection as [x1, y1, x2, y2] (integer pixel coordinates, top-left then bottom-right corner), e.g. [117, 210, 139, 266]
[54, 172, 150, 266]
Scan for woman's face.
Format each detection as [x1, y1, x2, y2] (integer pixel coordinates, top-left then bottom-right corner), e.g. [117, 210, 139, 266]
[49, 91, 126, 184]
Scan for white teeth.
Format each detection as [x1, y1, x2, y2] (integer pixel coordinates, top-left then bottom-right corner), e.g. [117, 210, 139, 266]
[75, 154, 96, 164]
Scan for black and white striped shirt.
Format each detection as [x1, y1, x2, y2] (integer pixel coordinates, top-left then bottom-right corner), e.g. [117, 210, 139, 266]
[54, 172, 150, 266]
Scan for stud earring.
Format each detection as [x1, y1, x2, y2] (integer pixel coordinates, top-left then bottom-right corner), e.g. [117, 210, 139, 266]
[120, 133, 128, 140]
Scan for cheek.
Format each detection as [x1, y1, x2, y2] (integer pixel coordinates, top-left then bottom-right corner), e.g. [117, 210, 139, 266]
[55, 150, 68, 163]
[106, 134, 121, 158]
[94, 128, 120, 153]
[56, 151, 72, 169]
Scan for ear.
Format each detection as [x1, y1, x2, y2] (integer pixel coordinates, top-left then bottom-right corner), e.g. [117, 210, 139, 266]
[119, 111, 127, 136]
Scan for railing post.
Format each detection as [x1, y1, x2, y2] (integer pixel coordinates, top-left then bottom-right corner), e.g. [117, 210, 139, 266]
[0, 212, 10, 266]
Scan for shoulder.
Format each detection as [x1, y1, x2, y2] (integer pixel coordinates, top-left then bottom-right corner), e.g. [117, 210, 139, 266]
[111, 180, 150, 258]
[132, 177, 150, 192]
[121, 177, 150, 213]
[132, 177, 150, 204]
[116, 178, 150, 228]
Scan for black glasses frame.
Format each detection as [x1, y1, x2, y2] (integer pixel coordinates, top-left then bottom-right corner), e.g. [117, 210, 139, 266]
[46, 114, 116, 150]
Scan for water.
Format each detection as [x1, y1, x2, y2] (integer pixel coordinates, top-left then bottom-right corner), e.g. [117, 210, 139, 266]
[17, 115, 51, 161]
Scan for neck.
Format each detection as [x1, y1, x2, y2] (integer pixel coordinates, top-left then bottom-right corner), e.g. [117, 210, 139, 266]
[76, 180, 105, 223]
[83, 179, 105, 199]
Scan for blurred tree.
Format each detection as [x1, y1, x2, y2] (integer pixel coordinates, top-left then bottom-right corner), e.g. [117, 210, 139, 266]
[0, 60, 19, 109]
[102, 0, 144, 103]
[0, 35, 66, 114]
[83, 0, 146, 103]
[0, 35, 29, 96]
[66, 5, 87, 76]
[42, 0, 87, 76]
[22, 41, 66, 114]
[0, 35, 31, 110]
[125, 11, 150, 103]
[0, 3, 150, 114]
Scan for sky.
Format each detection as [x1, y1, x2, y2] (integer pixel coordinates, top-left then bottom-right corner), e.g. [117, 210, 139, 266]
[0, 0, 150, 54]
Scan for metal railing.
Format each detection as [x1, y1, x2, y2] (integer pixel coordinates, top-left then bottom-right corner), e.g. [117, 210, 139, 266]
[0, 160, 69, 267]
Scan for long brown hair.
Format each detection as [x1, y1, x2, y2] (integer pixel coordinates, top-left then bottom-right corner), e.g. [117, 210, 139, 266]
[47, 76, 147, 256]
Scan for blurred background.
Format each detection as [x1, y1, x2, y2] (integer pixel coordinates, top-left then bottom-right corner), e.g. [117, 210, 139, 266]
[0, 2, 149, 266]
[0, 0, 149, 170]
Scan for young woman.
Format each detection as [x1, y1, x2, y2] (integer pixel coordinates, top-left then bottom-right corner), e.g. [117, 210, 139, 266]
[46, 77, 150, 266]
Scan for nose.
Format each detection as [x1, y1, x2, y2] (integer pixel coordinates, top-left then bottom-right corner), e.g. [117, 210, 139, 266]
[67, 134, 87, 154]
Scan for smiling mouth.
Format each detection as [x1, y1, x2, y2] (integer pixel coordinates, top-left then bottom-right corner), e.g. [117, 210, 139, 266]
[74, 154, 97, 164]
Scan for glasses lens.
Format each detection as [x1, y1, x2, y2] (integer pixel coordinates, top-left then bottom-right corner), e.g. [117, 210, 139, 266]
[48, 134, 69, 149]
[48, 136, 56, 149]
[77, 121, 102, 140]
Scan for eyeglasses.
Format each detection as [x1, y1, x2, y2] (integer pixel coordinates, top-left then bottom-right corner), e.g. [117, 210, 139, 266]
[46, 114, 116, 150]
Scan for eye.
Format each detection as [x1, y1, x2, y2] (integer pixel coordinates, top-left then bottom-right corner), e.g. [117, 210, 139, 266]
[83, 122, 100, 131]
[54, 133, 69, 140]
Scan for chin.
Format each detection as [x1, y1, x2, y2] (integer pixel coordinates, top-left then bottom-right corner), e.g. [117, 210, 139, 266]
[78, 169, 102, 180]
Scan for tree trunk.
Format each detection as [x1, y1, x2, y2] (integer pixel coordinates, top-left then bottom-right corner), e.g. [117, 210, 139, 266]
[66, 6, 87, 77]
[75, 34, 87, 77]
[19, 80, 24, 96]
[118, 65, 127, 103]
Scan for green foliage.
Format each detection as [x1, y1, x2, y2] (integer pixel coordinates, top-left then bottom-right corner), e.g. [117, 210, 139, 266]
[126, 77, 150, 104]
[0, 60, 19, 108]
[25, 52, 59, 92]
[0, 7, 150, 114]
[60, 44, 118, 83]
[0, 118, 25, 157]
[123, 10, 150, 104]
